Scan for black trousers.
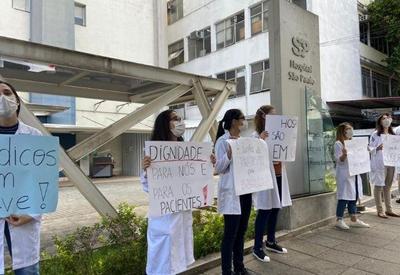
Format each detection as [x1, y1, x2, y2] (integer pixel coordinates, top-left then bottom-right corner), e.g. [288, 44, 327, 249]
[221, 193, 252, 275]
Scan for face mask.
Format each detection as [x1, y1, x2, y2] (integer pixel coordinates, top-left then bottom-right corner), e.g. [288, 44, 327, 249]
[381, 118, 392, 128]
[345, 128, 353, 139]
[0, 95, 18, 118]
[239, 120, 248, 131]
[171, 121, 185, 137]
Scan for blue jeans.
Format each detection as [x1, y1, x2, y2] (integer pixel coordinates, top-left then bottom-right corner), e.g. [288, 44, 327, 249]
[336, 200, 357, 218]
[14, 263, 40, 275]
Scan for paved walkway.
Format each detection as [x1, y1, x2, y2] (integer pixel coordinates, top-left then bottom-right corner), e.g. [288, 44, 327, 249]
[202, 200, 400, 275]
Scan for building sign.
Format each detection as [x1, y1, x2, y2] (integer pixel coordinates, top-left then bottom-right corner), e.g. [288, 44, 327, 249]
[288, 36, 316, 86]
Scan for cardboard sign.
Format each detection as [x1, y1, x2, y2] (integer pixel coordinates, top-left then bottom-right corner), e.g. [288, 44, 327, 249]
[145, 141, 213, 217]
[227, 138, 273, 196]
[345, 137, 371, 176]
[265, 115, 298, 161]
[382, 134, 400, 167]
[0, 135, 59, 218]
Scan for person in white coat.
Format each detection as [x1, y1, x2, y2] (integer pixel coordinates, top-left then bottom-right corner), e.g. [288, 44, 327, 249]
[252, 105, 292, 262]
[0, 81, 41, 275]
[215, 109, 255, 275]
[369, 113, 400, 218]
[141, 109, 215, 275]
[395, 126, 400, 204]
[334, 122, 369, 230]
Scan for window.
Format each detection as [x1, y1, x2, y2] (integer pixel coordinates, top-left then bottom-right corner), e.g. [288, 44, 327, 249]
[168, 40, 184, 68]
[391, 78, 399, 96]
[359, 21, 368, 45]
[216, 67, 246, 98]
[75, 3, 86, 26]
[361, 67, 372, 97]
[167, 0, 183, 25]
[188, 27, 211, 61]
[372, 71, 390, 97]
[216, 12, 245, 50]
[12, 0, 30, 12]
[250, 1, 269, 35]
[251, 60, 270, 94]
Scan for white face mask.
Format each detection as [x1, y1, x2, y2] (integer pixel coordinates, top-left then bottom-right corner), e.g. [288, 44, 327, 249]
[239, 120, 248, 131]
[0, 95, 18, 118]
[381, 118, 392, 128]
[171, 121, 186, 137]
[345, 128, 353, 139]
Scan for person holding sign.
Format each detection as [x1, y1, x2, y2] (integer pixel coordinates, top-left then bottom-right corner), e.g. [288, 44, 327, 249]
[141, 109, 215, 275]
[0, 81, 42, 275]
[215, 109, 255, 275]
[334, 123, 369, 230]
[369, 113, 400, 218]
[252, 105, 292, 263]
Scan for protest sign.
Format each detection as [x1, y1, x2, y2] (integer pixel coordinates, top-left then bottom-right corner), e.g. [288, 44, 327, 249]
[0, 135, 59, 218]
[345, 137, 371, 176]
[145, 141, 213, 217]
[227, 137, 273, 196]
[382, 134, 400, 167]
[265, 115, 298, 161]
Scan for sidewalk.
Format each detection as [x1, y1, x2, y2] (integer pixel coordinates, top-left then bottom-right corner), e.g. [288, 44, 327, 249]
[202, 199, 400, 275]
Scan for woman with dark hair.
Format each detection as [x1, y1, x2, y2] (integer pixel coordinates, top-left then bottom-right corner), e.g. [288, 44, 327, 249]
[0, 81, 42, 275]
[215, 109, 253, 275]
[141, 109, 215, 275]
[252, 105, 292, 263]
[334, 122, 369, 230]
[369, 113, 400, 218]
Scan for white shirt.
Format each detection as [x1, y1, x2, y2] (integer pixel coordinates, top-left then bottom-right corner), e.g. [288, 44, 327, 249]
[0, 121, 42, 273]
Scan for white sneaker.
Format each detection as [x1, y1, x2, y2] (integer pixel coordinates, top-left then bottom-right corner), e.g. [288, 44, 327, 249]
[335, 219, 350, 230]
[350, 219, 370, 228]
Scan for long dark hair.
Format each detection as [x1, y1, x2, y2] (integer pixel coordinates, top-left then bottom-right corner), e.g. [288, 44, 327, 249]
[216, 109, 243, 140]
[0, 80, 21, 115]
[254, 105, 275, 134]
[376, 112, 394, 136]
[151, 109, 184, 141]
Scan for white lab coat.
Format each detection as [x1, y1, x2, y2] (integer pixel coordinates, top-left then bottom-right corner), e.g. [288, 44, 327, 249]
[251, 132, 292, 209]
[369, 131, 386, 187]
[334, 141, 363, 201]
[0, 121, 42, 273]
[141, 174, 194, 275]
[215, 131, 243, 214]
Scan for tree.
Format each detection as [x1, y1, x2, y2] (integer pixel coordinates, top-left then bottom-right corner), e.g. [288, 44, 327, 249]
[368, 0, 400, 78]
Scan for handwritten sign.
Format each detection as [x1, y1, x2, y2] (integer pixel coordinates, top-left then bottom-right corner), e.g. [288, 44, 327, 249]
[345, 137, 371, 176]
[382, 135, 400, 167]
[227, 138, 273, 196]
[265, 115, 298, 161]
[0, 135, 59, 218]
[145, 141, 213, 217]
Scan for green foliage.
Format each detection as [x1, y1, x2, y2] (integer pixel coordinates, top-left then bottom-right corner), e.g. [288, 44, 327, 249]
[368, 0, 400, 76]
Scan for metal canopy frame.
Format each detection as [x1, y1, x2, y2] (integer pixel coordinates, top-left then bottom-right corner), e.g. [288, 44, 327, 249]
[0, 36, 236, 217]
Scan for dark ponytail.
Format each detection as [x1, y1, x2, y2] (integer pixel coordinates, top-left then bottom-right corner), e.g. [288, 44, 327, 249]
[215, 109, 243, 140]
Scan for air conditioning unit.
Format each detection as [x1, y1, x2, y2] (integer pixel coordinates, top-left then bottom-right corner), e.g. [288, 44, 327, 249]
[189, 30, 204, 40]
[359, 14, 369, 22]
[199, 49, 207, 57]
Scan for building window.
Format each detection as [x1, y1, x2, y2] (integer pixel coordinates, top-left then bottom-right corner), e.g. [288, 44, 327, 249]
[359, 21, 368, 45]
[216, 11, 245, 50]
[250, 1, 269, 35]
[12, 0, 30, 12]
[168, 40, 184, 68]
[391, 78, 399, 96]
[188, 27, 211, 61]
[75, 3, 86, 26]
[167, 0, 183, 25]
[361, 67, 372, 97]
[372, 71, 390, 97]
[216, 67, 246, 98]
[251, 60, 270, 94]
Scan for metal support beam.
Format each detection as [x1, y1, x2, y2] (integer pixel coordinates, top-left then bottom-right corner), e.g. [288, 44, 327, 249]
[67, 85, 193, 162]
[19, 102, 118, 218]
[192, 78, 218, 142]
[59, 71, 88, 86]
[191, 84, 233, 142]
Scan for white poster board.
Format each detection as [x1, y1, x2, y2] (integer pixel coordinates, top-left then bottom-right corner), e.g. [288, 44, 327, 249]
[227, 138, 273, 196]
[145, 141, 213, 217]
[382, 135, 400, 167]
[344, 137, 371, 176]
[265, 115, 298, 161]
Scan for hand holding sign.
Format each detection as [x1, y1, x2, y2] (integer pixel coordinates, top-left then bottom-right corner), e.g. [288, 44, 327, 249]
[0, 135, 59, 218]
[345, 137, 371, 176]
[382, 135, 400, 167]
[265, 115, 298, 161]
